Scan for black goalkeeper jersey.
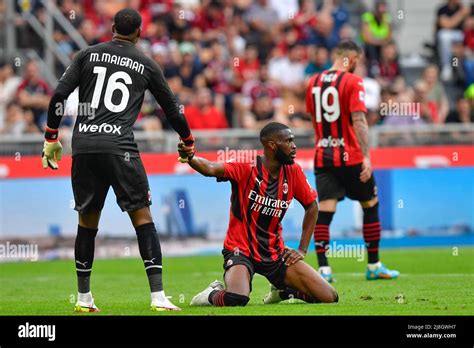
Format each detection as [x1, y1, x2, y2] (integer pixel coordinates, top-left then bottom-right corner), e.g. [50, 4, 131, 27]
[56, 40, 184, 157]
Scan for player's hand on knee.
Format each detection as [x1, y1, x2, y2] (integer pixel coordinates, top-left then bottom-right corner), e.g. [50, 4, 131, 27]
[42, 127, 63, 170]
[282, 246, 305, 266]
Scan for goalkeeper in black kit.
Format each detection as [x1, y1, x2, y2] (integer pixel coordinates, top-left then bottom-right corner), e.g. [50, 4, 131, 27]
[41, 8, 195, 312]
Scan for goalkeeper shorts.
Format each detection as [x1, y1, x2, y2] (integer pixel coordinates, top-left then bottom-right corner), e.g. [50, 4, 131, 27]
[72, 153, 151, 213]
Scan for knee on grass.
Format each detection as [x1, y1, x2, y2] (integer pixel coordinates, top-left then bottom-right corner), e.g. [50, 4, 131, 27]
[317, 288, 339, 303]
[326, 289, 339, 303]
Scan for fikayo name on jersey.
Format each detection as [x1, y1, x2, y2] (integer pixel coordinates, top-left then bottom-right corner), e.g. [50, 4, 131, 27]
[220, 156, 317, 263]
[306, 70, 368, 168]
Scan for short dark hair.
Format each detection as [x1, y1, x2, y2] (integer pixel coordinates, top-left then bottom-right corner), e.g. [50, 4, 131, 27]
[334, 40, 362, 55]
[114, 8, 142, 36]
[260, 122, 290, 142]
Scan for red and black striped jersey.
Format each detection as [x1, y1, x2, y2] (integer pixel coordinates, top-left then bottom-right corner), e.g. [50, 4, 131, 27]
[221, 156, 317, 263]
[306, 70, 367, 168]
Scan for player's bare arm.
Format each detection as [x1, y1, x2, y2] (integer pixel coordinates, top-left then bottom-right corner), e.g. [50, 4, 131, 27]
[178, 143, 225, 178]
[351, 111, 372, 183]
[283, 201, 318, 266]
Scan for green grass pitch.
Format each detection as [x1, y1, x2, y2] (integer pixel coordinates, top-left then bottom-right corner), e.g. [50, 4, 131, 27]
[0, 247, 473, 315]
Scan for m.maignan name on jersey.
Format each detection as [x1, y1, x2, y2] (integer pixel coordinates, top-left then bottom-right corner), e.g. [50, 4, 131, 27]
[89, 52, 144, 75]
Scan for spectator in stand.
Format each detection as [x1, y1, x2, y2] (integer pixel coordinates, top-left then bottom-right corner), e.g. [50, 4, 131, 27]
[244, 0, 279, 47]
[177, 42, 203, 90]
[268, 42, 306, 92]
[339, 22, 357, 42]
[446, 96, 474, 123]
[54, 0, 84, 56]
[185, 88, 228, 130]
[354, 60, 381, 126]
[305, 46, 331, 76]
[416, 64, 450, 123]
[361, 0, 392, 67]
[280, 92, 312, 129]
[0, 61, 22, 132]
[241, 92, 286, 129]
[136, 91, 163, 133]
[203, 40, 233, 95]
[15, 61, 51, 131]
[151, 19, 171, 46]
[413, 80, 439, 123]
[151, 43, 179, 78]
[436, 0, 471, 81]
[306, 11, 339, 50]
[292, 0, 318, 43]
[150, 43, 167, 70]
[78, 19, 100, 47]
[465, 11, 474, 50]
[462, 15, 474, 87]
[269, 0, 299, 22]
[234, 43, 260, 92]
[242, 64, 280, 103]
[450, 38, 474, 91]
[382, 88, 426, 126]
[0, 102, 39, 135]
[193, 0, 227, 40]
[275, 24, 300, 56]
[202, 40, 235, 126]
[317, 0, 350, 35]
[84, 0, 114, 43]
[225, 24, 247, 57]
[371, 40, 401, 88]
[244, 0, 279, 33]
[237, 64, 281, 127]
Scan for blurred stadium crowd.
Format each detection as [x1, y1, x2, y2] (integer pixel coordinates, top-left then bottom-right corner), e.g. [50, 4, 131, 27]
[0, 0, 473, 137]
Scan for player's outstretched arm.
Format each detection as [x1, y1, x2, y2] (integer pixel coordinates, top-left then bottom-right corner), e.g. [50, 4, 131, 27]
[185, 156, 225, 178]
[178, 143, 224, 178]
[351, 111, 372, 183]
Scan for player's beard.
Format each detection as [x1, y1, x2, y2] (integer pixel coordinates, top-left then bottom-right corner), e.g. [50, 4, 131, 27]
[275, 146, 294, 165]
[349, 60, 357, 73]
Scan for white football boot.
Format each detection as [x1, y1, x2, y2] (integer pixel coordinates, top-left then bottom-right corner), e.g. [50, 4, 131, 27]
[150, 290, 181, 311]
[263, 285, 283, 304]
[74, 292, 100, 313]
[190, 280, 224, 306]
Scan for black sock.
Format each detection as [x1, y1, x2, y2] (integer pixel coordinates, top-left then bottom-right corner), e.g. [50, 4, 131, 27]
[314, 211, 334, 267]
[208, 290, 249, 307]
[135, 222, 163, 292]
[363, 203, 381, 264]
[74, 225, 98, 293]
[279, 288, 321, 303]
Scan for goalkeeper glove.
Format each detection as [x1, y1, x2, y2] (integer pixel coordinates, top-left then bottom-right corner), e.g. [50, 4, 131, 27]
[178, 134, 195, 163]
[42, 127, 63, 170]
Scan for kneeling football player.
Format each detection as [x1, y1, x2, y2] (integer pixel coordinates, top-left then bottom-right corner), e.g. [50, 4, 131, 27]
[179, 122, 338, 306]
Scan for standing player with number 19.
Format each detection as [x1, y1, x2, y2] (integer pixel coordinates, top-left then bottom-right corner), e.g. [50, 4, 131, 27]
[306, 40, 399, 282]
[41, 8, 196, 312]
